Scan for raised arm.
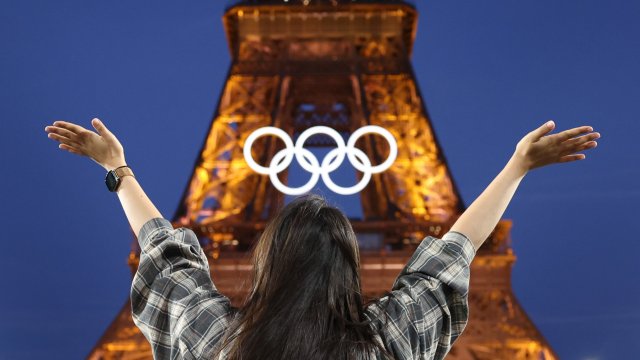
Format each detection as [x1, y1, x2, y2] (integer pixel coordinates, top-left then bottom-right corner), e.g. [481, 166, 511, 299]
[365, 120, 600, 359]
[45, 118, 233, 358]
[450, 120, 600, 251]
[45, 118, 161, 236]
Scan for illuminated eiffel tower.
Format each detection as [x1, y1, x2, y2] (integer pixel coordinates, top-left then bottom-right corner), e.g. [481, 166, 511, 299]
[88, 1, 558, 359]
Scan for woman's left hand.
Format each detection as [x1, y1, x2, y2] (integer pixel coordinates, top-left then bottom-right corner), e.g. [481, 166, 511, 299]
[511, 120, 600, 173]
[45, 118, 127, 171]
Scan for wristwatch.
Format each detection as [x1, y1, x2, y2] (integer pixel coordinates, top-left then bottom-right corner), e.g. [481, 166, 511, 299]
[105, 165, 135, 192]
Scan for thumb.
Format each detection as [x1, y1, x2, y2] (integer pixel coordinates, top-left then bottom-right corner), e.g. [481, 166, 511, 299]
[529, 120, 555, 141]
[92, 118, 114, 139]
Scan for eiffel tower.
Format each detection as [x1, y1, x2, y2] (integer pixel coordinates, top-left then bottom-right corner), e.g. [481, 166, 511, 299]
[88, 1, 558, 359]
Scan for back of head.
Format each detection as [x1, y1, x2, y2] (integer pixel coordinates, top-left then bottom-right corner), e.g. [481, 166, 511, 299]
[214, 194, 390, 360]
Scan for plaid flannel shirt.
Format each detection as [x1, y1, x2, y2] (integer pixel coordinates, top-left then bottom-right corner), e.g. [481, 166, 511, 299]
[131, 217, 476, 360]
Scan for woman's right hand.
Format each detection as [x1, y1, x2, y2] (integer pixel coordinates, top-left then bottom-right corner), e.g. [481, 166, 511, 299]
[45, 118, 127, 171]
[512, 120, 600, 172]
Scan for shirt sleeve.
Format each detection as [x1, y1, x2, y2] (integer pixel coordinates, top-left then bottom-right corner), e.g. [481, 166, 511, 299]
[364, 231, 476, 360]
[130, 217, 232, 360]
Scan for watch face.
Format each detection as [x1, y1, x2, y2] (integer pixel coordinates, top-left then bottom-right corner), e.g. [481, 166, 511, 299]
[105, 171, 119, 192]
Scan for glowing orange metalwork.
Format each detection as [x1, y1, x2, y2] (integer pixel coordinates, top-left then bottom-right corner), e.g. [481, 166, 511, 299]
[361, 74, 458, 222]
[179, 75, 281, 225]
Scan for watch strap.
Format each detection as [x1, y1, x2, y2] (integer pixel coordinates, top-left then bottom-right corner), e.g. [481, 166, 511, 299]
[114, 166, 134, 178]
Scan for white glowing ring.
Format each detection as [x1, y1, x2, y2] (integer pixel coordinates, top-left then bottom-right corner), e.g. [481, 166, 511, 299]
[269, 147, 320, 196]
[294, 126, 346, 173]
[347, 125, 398, 174]
[243, 125, 397, 195]
[243, 126, 294, 174]
[321, 147, 372, 195]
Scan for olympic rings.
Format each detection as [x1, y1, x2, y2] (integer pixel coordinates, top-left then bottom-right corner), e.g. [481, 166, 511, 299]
[243, 125, 397, 195]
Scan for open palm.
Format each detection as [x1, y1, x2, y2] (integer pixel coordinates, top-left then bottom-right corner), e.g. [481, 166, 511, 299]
[515, 120, 600, 171]
[44, 118, 127, 171]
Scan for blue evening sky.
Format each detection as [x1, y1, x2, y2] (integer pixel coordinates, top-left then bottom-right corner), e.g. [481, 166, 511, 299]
[1, 1, 638, 359]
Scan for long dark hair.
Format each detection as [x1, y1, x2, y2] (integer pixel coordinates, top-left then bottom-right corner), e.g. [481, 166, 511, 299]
[213, 194, 393, 359]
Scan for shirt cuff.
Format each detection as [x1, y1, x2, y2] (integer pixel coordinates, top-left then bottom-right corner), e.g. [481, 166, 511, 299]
[441, 230, 477, 266]
[137, 217, 175, 251]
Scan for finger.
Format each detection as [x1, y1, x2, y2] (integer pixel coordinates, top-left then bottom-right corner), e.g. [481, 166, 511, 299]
[53, 120, 86, 135]
[559, 142, 597, 160]
[47, 131, 82, 146]
[58, 143, 83, 156]
[91, 118, 114, 140]
[551, 125, 594, 143]
[529, 120, 556, 141]
[558, 153, 586, 163]
[578, 140, 598, 151]
[45, 125, 77, 140]
[563, 131, 600, 145]
[561, 132, 600, 153]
